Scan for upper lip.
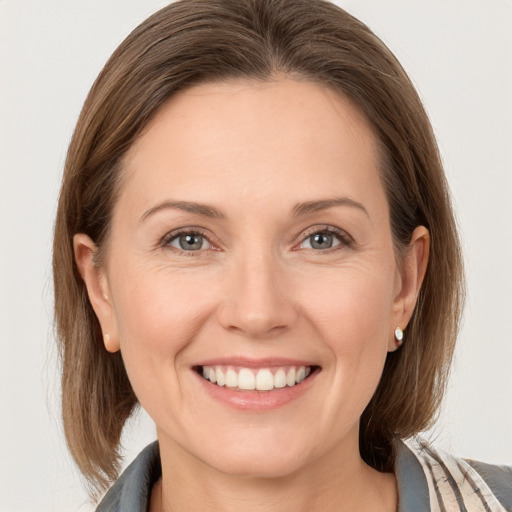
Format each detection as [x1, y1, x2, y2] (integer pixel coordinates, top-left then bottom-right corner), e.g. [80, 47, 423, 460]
[194, 357, 318, 368]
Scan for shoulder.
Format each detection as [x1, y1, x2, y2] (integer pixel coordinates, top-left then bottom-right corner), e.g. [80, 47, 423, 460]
[395, 437, 512, 512]
[466, 458, 512, 511]
[95, 441, 161, 512]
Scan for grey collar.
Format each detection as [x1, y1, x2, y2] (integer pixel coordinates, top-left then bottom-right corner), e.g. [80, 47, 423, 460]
[96, 440, 432, 511]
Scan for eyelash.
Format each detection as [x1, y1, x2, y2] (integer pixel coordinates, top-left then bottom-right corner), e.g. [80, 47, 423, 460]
[160, 225, 353, 256]
[297, 225, 354, 252]
[160, 227, 214, 257]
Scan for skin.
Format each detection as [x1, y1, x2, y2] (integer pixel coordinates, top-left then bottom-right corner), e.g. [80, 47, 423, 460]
[75, 78, 429, 512]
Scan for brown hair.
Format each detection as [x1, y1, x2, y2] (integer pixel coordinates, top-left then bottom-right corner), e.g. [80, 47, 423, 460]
[53, 0, 464, 493]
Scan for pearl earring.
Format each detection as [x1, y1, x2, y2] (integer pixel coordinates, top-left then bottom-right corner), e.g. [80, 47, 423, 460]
[394, 327, 404, 347]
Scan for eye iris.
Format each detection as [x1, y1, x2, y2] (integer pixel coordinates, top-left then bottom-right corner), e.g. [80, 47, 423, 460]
[310, 232, 333, 249]
[179, 234, 203, 250]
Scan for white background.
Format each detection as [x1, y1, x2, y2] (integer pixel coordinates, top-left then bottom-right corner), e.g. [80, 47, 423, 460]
[1, 1, 511, 510]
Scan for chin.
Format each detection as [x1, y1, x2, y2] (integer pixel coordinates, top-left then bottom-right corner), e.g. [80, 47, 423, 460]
[206, 449, 309, 480]
[185, 426, 318, 479]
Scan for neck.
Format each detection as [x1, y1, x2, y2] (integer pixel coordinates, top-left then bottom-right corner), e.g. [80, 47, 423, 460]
[152, 430, 397, 512]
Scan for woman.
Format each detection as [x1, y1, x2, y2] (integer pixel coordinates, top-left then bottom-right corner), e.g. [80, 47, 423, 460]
[53, 0, 512, 510]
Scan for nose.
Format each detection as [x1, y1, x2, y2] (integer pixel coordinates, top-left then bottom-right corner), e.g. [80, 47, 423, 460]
[216, 250, 298, 339]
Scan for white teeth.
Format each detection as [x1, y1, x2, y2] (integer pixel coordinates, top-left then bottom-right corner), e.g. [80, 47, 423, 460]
[216, 367, 225, 386]
[201, 365, 313, 391]
[286, 367, 296, 387]
[238, 368, 256, 390]
[255, 369, 274, 391]
[274, 368, 287, 388]
[225, 368, 238, 388]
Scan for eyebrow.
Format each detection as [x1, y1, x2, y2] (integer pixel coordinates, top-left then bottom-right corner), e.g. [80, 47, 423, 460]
[140, 200, 226, 222]
[292, 197, 369, 218]
[140, 196, 369, 223]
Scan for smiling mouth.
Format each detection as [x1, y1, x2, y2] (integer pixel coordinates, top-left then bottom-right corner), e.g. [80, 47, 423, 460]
[195, 365, 319, 392]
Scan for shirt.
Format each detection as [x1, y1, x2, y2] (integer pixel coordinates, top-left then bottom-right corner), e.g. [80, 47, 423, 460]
[96, 439, 512, 511]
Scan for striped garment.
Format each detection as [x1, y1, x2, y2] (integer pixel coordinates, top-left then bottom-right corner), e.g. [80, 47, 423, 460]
[96, 440, 512, 511]
[401, 438, 512, 511]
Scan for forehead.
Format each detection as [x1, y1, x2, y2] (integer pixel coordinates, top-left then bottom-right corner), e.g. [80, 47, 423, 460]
[118, 78, 386, 219]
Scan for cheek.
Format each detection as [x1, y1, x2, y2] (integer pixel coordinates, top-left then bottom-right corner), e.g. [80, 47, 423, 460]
[113, 265, 215, 346]
[297, 264, 395, 345]
[109, 266, 217, 401]
[297, 266, 394, 408]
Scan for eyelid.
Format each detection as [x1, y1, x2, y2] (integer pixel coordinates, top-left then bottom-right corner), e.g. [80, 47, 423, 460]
[294, 225, 354, 251]
[158, 224, 353, 255]
[160, 226, 219, 254]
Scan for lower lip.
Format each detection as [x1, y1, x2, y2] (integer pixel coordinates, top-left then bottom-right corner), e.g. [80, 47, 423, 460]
[194, 370, 318, 411]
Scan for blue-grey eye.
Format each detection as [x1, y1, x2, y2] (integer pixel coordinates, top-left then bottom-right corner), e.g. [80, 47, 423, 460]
[300, 231, 342, 250]
[169, 233, 210, 251]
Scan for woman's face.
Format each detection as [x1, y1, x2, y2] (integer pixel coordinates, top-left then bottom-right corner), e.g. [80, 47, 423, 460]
[78, 79, 426, 478]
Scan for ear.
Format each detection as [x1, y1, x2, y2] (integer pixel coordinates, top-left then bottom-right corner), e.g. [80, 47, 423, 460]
[73, 233, 120, 353]
[388, 226, 430, 351]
